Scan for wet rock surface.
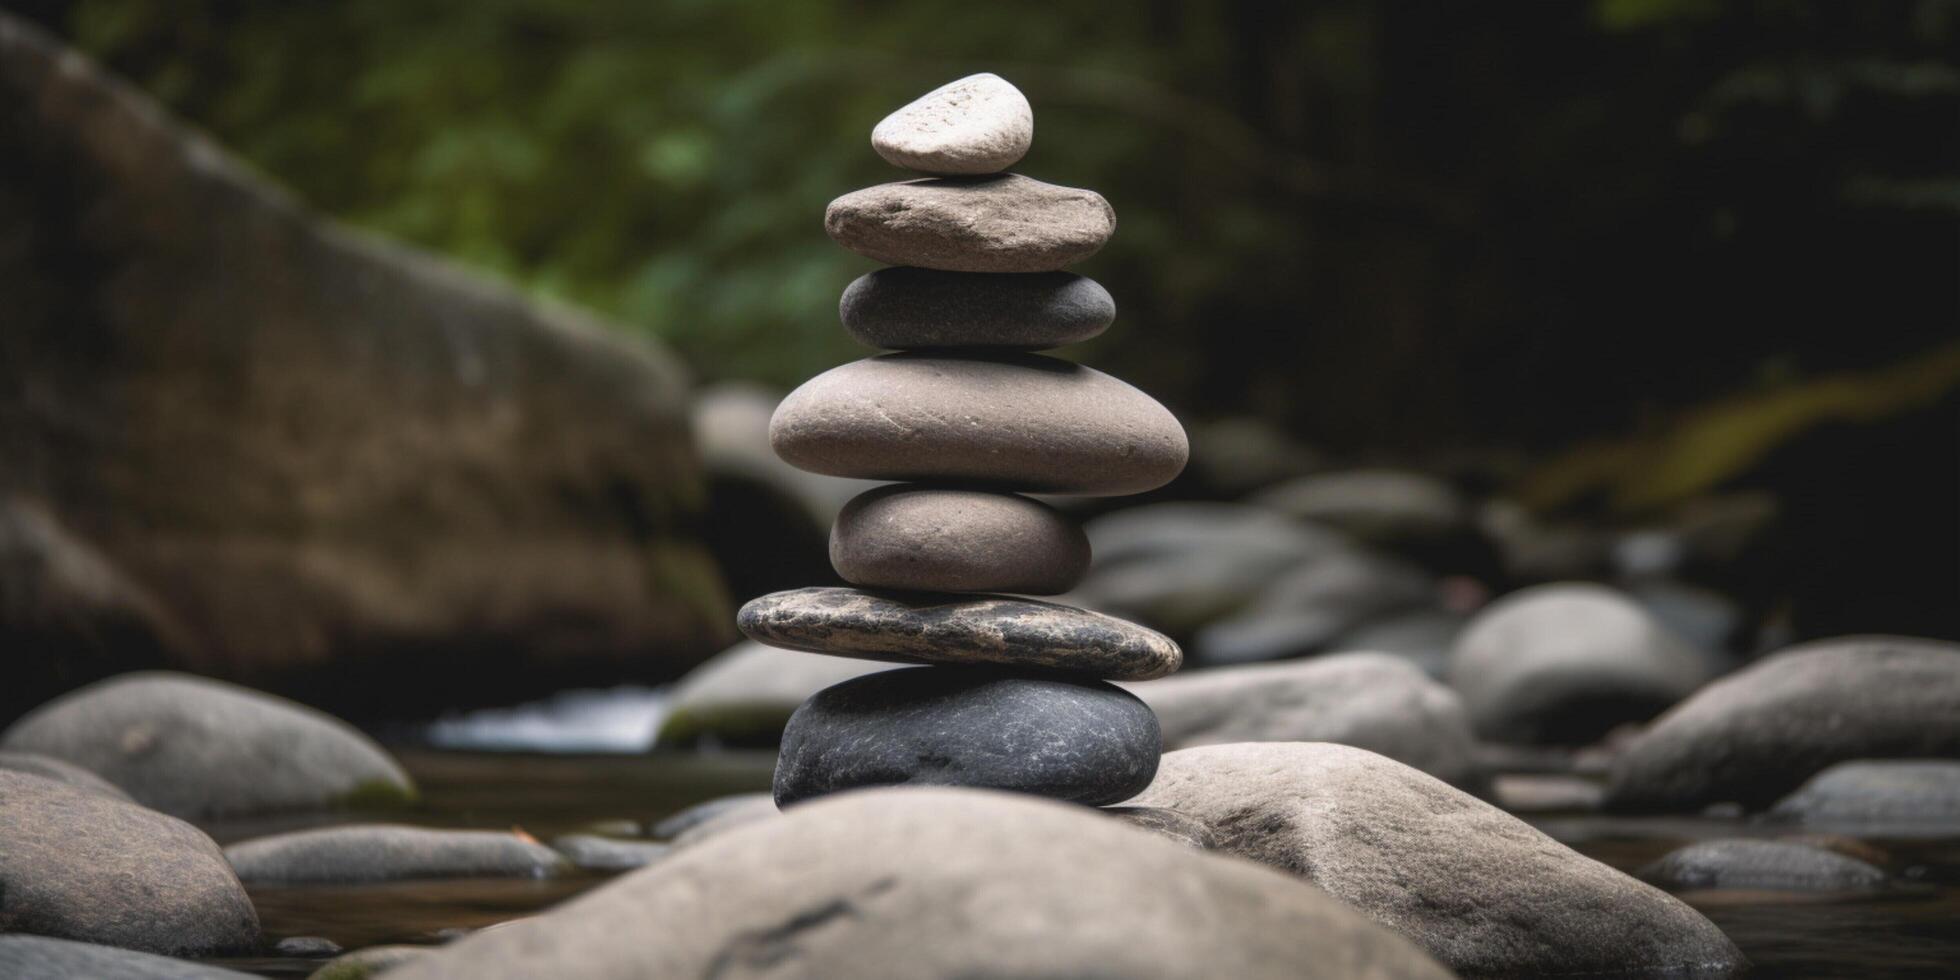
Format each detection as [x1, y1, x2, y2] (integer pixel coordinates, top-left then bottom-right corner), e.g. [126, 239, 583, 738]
[225, 825, 568, 884]
[1639, 839, 1890, 892]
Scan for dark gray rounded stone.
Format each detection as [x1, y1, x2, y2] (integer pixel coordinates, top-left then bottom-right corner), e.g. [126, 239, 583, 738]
[1638, 839, 1889, 891]
[1769, 759, 1960, 831]
[824, 175, 1115, 273]
[831, 485, 1089, 595]
[773, 667, 1161, 807]
[738, 587, 1181, 680]
[224, 824, 568, 884]
[0, 935, 256, 979]
[0, 771, 260, 957]
[839, 268, 1114, 350]
[770, 352, 1187, 496]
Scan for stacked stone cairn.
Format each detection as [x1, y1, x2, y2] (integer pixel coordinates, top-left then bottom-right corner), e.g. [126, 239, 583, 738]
[738, 73, 1190, 809]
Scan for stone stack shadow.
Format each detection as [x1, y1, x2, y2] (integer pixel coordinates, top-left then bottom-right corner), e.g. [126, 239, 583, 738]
[737, 73, 1190, 809]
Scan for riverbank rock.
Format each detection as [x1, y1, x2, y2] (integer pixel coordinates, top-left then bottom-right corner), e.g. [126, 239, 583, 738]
[830, 485, 1090, 594]
[1192, 550, 1435, 665]
[0, 935, 256, 979]
[871, 73, 1033, 174]
[659, 794, 781, 846]
[655, 641, 890, 747]
[1605, 635, 1960, 812]
[226, 825, 567, 884]
[1123, 653, 1484, 790]
[1769, 760, 1960, 832]
[825, 175, 1115, 272]
[1638, 839, 1888, 892]
[0, 15, 731, 722]
[840, 268, 1113, 350]
[0, 750, 129, 800]
[774, 667, 1160, 806]
[771, 353, 1187, 495]
[309, 945, 435, 980]
[1, 672, 414, 819]
[738, 588, 1181, 679]
[387, 788, 1454, 980]
[0, 771, 259, 956]
[1447, 583, 1711, 745]
[550, 835, 672, 873]
[1133, 743, 1744, 978]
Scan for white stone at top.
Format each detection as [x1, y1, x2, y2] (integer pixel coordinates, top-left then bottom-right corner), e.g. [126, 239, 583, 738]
[871, 72, 1033, 175]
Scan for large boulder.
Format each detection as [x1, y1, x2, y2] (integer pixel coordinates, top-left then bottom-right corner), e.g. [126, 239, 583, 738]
[1132, 743, 1744, 978]
[1447, 583, 1710, 745]
[1605, 635, 1960, 812]
[0, 14, 731, 721]
[1, 672, 414, 819]
[0, 935, 256, 979]
[653, 640, 890, 748]
[1123, 653, 1484, 790]
[0, 771, 259, 956]
[388, 787, 1453, 980]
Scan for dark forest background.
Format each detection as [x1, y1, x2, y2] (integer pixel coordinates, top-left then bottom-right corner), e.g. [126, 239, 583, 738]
[11, 0, 1958, 636]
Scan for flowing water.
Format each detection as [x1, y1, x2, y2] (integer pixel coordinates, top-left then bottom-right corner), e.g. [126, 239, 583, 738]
[196, 749, 1960, 978]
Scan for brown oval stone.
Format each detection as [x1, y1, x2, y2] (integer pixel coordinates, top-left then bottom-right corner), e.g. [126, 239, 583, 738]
[824, 175, 1115, 273]
[737, 587, 1182, 680]
[831, 485, 1089, 595]
[769, 353, 1188, 496]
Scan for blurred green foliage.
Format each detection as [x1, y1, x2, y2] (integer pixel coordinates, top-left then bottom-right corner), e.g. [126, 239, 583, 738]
[30, 0, 1960, 456]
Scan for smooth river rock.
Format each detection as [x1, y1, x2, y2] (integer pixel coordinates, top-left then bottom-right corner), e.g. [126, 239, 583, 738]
[1605, 635, 1960, 812]
[839, 267, 1114, 350]
[550, 835, 672, 872]
[1123, 653, 1485, 790]
[0, 935, 256, 979]
[225, 825, 568, 884]
[871, 72, 1034, 174]
[1447, 583, 1711, 745]
[0, 750, 129, 800]
[1769, 759, 1960, 832]
[770, 352, 1187, 495]
[1, 672, 415, 819]
[654, 641, 891, 747]
[387, 788, 1454, 980]
[774, 667, 1160, 807]
[309, 945, 436, 980]
[1133, 743, 1745, 978]
[0, 771, 259, 956]
[825, 175, 1115, 273]
[738, 587, 1181, 679]
[830, 485, 1089, 595]
[1638, 839, 1889, 892]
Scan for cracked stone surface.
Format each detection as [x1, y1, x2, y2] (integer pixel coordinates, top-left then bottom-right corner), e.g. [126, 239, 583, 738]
[769, 352, 1188, 495]
[738, 587, 1181, 679]
[772, 666, 1160, 806]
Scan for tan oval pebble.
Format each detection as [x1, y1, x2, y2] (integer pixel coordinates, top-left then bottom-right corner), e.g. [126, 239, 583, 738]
[824, 175, 1114, 273]
[769, 353, 1187, 496]
[871, 73, 1033, 175]
[831, 485, 1089, 595]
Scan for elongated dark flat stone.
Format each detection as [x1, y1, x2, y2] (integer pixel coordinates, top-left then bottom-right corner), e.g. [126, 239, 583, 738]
[839, 268, 1114, 350]
[737, 587, 1181, 680]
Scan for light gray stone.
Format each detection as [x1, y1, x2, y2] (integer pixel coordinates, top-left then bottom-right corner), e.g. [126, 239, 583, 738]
[1605, 635, 1960, 812]
[825, 175, 1115, 273]
[1447, 583, 1710, 745]
[739, 587, 1181, 679]
[654, 641, 892, 747]
[830, 485, 1089, 595]
[1133, 742, 1744, 978]
[550, 835, 672, 872]
[1192, 551, 1436, 666]
[840, 268, 1113, 350]
[662, 794, 781, 847]
[386, 788, 1455, 980]
[1, 672, 414, 819]
[224, 825, 567, 884]
[1252, 469, 1467, 544]
[0, 771, 259, 956]
[0, 935, 255, 979]
[1769, 759, 1960, 831]
[1123, 653, 1484, 790]
[771, 352, 1186, 495]
[0, 750, 129, 800]
[1638, 839, 1888, 891]
[1105, 805, 1217, 849]
[871, 73, 1033, 175]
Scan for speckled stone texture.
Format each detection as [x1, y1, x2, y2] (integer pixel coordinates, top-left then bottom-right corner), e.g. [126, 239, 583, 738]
[738, 587, 1181, 679]
[830, 485, 1089, 595]
[224, 824, 568, 884]
[773, 667, 1161, 806]
[871, 72, 1033, 175]
[769, 352, 1187, 495]
[839, 268, 1114, 350]
[825, 175, 1115, 272]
